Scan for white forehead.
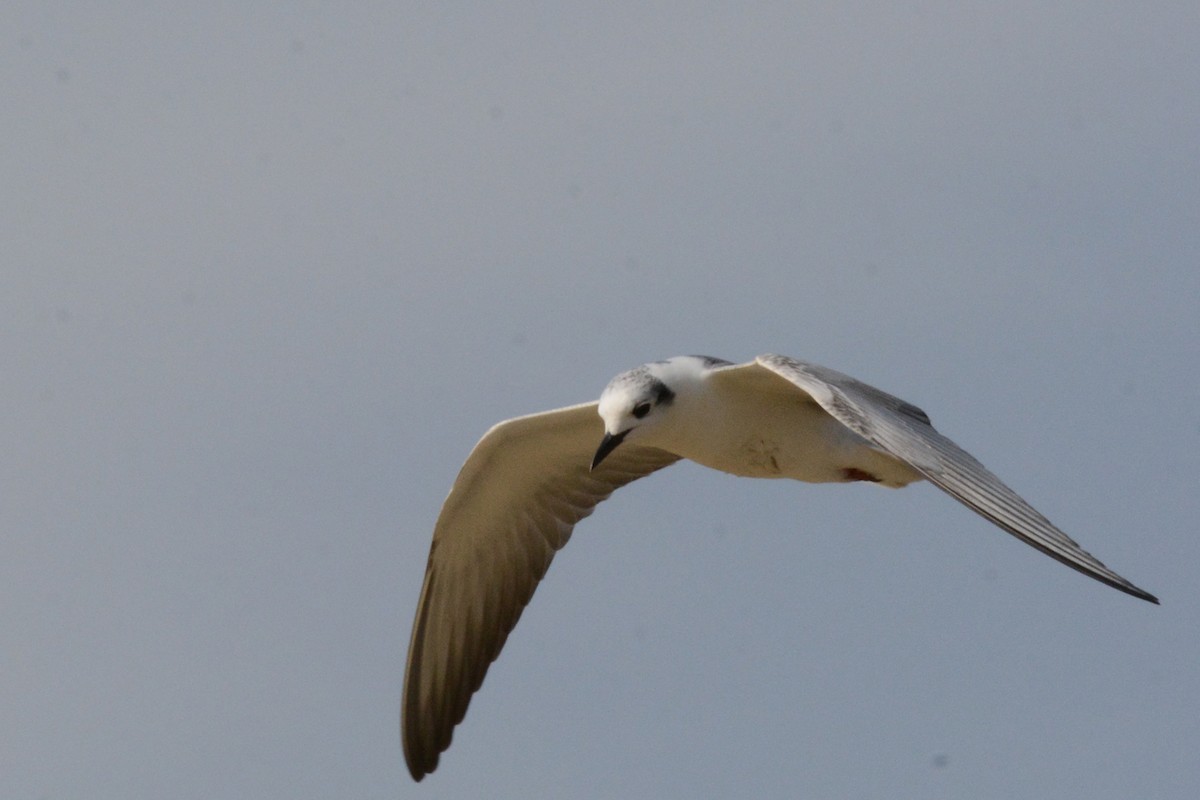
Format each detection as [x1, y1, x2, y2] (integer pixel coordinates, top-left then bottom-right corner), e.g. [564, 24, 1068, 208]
[598, 365, 655, 417]
[602, 364, 655, 395]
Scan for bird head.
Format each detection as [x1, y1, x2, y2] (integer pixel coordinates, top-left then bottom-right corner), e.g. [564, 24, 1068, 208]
[592, 363, 677, 469]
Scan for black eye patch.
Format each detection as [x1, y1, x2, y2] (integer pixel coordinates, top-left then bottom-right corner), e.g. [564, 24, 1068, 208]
[649, 379, 675, 405]
[632, 403, 651, 419]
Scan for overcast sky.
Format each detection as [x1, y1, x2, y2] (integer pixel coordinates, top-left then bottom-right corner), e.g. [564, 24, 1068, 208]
[3, 3, 1198, 798]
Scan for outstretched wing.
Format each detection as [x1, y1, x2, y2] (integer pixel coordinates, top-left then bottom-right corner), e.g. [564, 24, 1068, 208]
[403, 402, 680, 780]
[749, 354, 1157, 604]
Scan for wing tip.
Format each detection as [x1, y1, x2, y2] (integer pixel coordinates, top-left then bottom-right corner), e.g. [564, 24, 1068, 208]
[1090, 568, 1158, 605]
[1126, 584, 1160, 605]
[401, 707, 437, 782]
[405, 750, 435, 782]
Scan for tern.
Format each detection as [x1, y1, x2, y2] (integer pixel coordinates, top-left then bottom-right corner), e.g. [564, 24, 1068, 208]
[402, 354, 1156, 780]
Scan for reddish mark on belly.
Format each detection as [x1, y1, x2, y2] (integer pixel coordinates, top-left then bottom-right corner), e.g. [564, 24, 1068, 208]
[841, 467, 882, 482]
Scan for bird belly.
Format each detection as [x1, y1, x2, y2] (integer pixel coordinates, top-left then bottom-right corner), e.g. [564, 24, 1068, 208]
[674, 401, 922, 487]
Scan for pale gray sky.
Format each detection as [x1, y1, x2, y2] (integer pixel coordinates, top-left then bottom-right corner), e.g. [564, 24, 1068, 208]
[3, 3, 1198, 798]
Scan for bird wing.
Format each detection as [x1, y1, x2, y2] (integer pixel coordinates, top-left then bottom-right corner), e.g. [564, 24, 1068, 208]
[738, 354, 1157, 604]
[403, 402, 680, 780]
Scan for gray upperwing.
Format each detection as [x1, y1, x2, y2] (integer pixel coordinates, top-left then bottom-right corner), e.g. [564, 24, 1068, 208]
[754, 354, 1157, 604]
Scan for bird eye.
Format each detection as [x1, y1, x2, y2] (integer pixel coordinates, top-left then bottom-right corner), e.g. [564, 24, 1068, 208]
[632, 402, 651, 419]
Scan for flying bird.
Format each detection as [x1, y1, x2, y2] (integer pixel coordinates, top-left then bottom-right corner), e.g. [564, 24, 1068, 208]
[402, 354, 1156, 780]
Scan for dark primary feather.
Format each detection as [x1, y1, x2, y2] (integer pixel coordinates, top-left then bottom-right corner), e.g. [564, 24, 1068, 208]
[402, 402, 679, 780]
[754, 354, 1157, 604]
